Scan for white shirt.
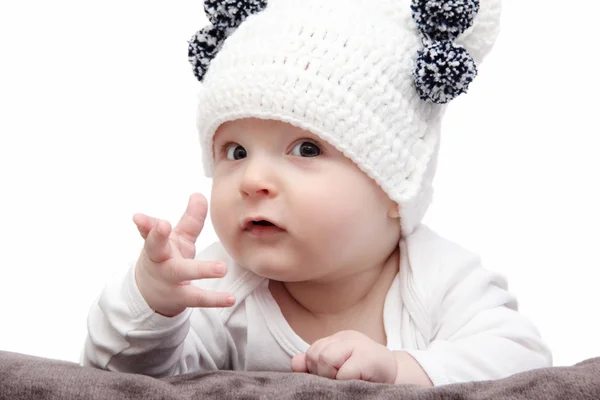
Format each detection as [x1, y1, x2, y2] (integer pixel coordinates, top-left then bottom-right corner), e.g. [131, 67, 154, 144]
[82, 224, 552, 386]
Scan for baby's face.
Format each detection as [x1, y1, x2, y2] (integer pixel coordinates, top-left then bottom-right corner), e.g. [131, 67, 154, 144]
[210, 117, 401, 283]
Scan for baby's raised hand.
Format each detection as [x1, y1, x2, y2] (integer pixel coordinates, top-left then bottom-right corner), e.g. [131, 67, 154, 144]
[291, 330, 397, 383]
[132, 193, 235, 317]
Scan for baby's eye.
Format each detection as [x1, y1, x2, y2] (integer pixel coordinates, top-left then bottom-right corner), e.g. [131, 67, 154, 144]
[224, 143, 247, 160]
[291, 141, 321, 157]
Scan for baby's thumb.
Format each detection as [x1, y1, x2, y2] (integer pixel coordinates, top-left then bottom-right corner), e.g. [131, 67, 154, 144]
[291, 354, 308, 373]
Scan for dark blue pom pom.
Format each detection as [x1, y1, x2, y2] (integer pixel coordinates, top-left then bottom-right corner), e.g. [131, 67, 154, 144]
[204, 0, 268, 30]
[413, 40, 477, 104]
[188, 0, 268, 81]
[189, 0, 268, 82]
[188, 25, 226, 82]
[411, 0, 479, 41]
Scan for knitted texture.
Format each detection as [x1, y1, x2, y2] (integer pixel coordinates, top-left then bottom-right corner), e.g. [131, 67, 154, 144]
[194, 0, 501, 236]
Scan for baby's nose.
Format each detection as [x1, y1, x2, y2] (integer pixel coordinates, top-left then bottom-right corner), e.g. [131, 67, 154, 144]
[239, 158, 279, 198]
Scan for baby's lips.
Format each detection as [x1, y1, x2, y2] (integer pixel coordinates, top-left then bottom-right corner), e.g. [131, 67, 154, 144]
[241, 216, 285, 231]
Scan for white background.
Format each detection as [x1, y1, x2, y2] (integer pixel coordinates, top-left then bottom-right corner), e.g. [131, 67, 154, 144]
[1, 1, 598, 367]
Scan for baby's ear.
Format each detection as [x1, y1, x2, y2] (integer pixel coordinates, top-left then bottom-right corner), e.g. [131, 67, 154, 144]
[388, 202, 400, 219]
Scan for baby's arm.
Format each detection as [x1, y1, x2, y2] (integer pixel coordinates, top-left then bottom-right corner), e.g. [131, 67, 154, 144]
[82, 195, 241, 376]
[81, 262, 232, 377]
[404, 251, 552, 386]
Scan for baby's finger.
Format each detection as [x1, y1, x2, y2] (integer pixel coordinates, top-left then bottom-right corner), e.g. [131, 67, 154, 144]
[143, 219, 172, 263]
[291, 354, 308, 373]
[180, 285, 236, 308]
[317, 342, 353, 379]
[305, 337, 331, 375]
[335, 354, 362, 381]
[173, 193, 208, 246]
[133, 213, 160, 240]
[133, 213, 150, 239]
[162, 259, 228, 283]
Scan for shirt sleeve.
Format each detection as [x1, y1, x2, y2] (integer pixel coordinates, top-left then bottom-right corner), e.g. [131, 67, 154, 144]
[81, 263, 232, 377]
[404, 250, 553, 386]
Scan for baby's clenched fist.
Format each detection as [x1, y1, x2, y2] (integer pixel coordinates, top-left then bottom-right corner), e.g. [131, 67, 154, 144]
[291, 330, 397, 383]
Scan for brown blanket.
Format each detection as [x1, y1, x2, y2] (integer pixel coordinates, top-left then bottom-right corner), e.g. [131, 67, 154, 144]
[1, 351, 599, 400]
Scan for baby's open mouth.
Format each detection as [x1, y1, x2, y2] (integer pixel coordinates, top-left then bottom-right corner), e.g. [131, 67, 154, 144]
[252, 220, 275, 226]
[242, 217, 285, 234]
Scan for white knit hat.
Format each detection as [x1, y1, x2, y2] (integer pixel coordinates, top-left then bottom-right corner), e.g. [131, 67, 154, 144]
[189, 0, 501, 237]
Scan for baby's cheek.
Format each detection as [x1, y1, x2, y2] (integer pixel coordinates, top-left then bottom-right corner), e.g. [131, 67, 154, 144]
[210, 192, 235, 240]
[302, 185, 384, 259]
[313, 190, 365, 227]
[298, 194, 360, 250]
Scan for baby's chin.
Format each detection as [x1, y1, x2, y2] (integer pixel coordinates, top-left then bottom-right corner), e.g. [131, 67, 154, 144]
[234, 256, 315, 282]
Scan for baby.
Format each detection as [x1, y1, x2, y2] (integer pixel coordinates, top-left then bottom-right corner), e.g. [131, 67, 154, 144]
[82, 0, 552, 386]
